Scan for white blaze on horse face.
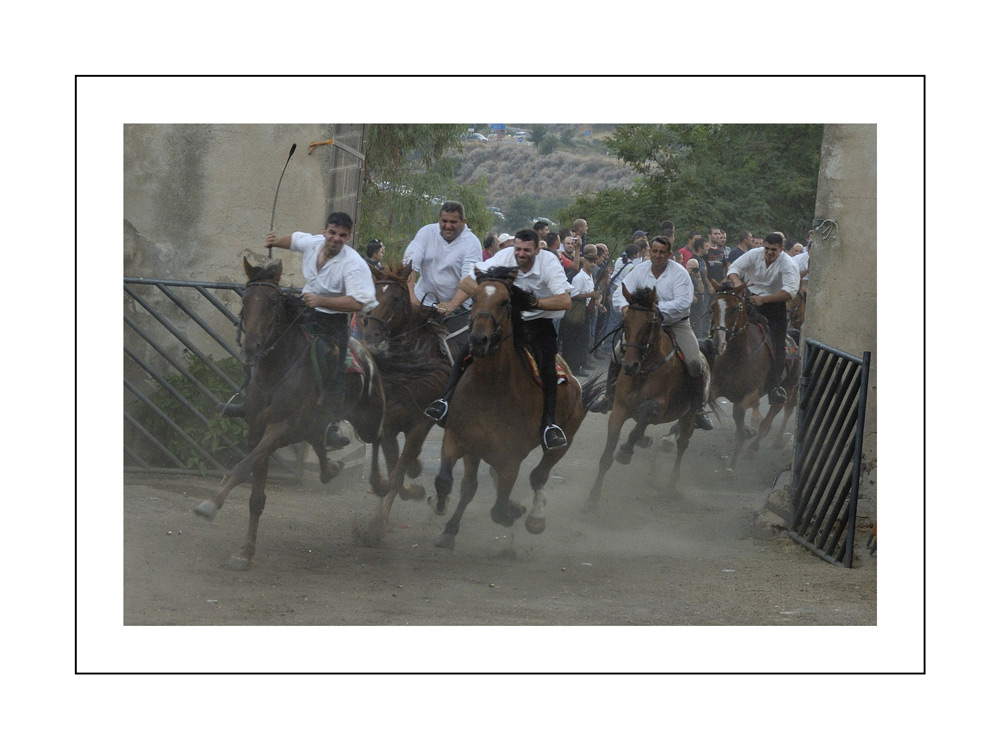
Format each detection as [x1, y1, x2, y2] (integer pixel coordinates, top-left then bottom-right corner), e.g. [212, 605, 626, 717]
[484, 285, 496, 297]
[715, 297, 729, 354]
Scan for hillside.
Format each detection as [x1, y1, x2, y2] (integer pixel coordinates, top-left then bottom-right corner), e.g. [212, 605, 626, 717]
[453, 139, 636, 220]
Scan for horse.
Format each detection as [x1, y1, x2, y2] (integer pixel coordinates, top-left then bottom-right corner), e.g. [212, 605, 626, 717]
[430, 267, 601, 551]
[193, 257, 385, 569]
[586, 287, 703, 507]
[356, 261, 453, 536]
[707, 279, 801, 475]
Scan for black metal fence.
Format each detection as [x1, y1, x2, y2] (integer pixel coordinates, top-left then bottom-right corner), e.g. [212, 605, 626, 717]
[124, 277, 303, 479]
[787, 338, 872, 567]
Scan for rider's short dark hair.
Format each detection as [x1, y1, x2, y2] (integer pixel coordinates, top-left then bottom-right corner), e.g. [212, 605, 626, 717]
[514, 228, 540, 247]
[326, 212, 353, 231]
[440, 201, 465, 220]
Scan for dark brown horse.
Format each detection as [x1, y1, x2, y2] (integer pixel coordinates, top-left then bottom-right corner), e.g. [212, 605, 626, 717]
[431, 267, 600, 550]
[586, 287, 703, 506]
[193, 258, 385, 569]
[357, 261, 452, 536]
[708, 280, 801, 475]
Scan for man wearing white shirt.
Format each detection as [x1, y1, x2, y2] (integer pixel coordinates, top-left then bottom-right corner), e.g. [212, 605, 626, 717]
[424, 228, 573, 451]
[265, 212, 377, 450]
[592, 235, 713, 429]
[403, 201, 483, 315]
[725, 232, 801, 403]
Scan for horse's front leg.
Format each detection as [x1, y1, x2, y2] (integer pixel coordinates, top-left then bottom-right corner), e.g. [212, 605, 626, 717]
[432, 429, 462, 517]
[435, 455, 482, 550]
[228, 461, 269, 570]
[194, 421, 288, 521]
[586, 404, 629, 507]
[667, 415, 695, 496]
[725, 396, 756, 476]
[525, 446, 568, 535]
[371, 433, 399, 497]
[616, 400, 660, 464]
[749, 401, 783, 452]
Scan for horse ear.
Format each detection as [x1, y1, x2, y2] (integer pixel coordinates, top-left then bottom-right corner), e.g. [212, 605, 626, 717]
[265, 260, 283, 283]
[710, 278, 721, 291]
[622, 285, 633, 304]
[243, 256, 257, 279]
[474, 269, 486, 283]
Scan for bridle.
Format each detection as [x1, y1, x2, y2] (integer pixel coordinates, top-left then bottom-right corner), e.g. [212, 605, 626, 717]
[622, 303, 676, 376]
[469, 282, 513, 355]
[238, 280, 306, 362]
[710, 289, 753, 344]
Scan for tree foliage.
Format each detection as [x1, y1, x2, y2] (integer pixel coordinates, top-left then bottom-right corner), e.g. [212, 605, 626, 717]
[562, 124, 823, 251]
[357, 124, 492, 263]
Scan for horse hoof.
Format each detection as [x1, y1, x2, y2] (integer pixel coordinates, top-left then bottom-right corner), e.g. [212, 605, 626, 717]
[321, 461, 344, 484]
[615, 449, 633, 465]
[525, 515, 546, 535]
[403, 483, 426, 501]
[435, 533, 456, 550]
[636, 436, 652, 449]
[228, 555, 250, 571]
[491, 504, 524, 527]
[194, 501, 217, 521]
[406, 459, 423, 479]
[430, 496, 449, 516]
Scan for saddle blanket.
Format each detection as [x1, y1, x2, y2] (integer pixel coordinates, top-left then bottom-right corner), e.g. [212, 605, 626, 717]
[523, 350, 569, 387]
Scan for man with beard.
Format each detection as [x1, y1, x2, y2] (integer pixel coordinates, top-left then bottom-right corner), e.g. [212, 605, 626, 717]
[423, 228, 572, 451]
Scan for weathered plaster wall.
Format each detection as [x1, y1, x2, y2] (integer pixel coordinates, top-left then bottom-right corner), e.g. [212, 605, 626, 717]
[123, 123, 366, 394]
[806, 124, 877, 513]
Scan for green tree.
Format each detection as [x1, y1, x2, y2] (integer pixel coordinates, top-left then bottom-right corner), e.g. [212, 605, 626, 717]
[565, 124, 823, 248]
[357, 124, 492, 264]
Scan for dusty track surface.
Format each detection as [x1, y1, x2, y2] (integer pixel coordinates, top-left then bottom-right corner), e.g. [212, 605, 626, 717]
[124, 397, 876, 632]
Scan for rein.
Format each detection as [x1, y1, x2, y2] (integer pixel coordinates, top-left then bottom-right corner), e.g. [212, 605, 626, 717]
[470, 293, 513, 355]
[238, 280, 307, 361]
[711, 290, 769, 362]
[622, 305, 678, 378]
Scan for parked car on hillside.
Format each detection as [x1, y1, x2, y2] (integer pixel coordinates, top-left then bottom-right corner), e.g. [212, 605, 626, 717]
[463, 132, 488, 142]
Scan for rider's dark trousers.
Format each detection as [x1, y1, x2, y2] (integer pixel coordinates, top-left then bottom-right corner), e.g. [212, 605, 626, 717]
[307, 310, 349, 417]
[517, 317, 560, 430]
[756, 300, 787, 391]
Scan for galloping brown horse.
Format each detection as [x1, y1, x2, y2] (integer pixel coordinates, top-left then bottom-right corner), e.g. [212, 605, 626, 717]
[586, 287, 702, 506]
[431, 267, 600, 550]
[193, 258, 385, 569]
[708, 279, 800, 475]
[358, 261, 452, 535]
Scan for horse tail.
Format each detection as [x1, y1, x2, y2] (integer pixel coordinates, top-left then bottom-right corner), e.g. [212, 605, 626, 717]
[579, 373, 607, 414]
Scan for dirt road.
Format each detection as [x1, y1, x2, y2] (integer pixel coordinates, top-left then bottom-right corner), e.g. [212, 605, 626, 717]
[124, 398, 875, 646]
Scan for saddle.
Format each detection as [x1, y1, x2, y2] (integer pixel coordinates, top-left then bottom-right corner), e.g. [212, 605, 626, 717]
[307, 331, 364, 388]
[522, 349, 569, 386]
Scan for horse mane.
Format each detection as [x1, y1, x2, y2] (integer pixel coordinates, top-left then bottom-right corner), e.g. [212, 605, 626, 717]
[629, 286, 658, 310]
[380, 259, 413, 285]
[370, 333, 449, 388]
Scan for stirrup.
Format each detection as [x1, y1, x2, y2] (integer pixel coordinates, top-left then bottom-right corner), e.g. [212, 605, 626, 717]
[769, 386, 787, 404]
[324, 422, 350, 451]
[693, 408, 713, 431]
[541, 424, 568, 452]
[424, 399, 449, 423]
[218, 401, 246, 418]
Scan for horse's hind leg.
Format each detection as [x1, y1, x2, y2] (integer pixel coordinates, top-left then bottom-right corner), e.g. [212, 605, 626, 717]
[667, 416, 695, 496]
[750, 402, 782, 452]
[397, 422, 433, 500]
[488, 462, 524, 528]
[432, 431, 461, 516]
[435, 455, 482, 550]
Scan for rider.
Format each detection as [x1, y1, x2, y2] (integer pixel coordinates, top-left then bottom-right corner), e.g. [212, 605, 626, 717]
[403, 201, 483, 328]
[266, 212, 377, 451]
[724, 231, 801, 403]
[590, 235, 713, 430]
[423, 228, 573, 452]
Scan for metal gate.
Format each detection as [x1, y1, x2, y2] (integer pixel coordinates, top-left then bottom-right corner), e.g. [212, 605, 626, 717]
[787, 338, 872, 567]
[123, 277, 302, 479]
